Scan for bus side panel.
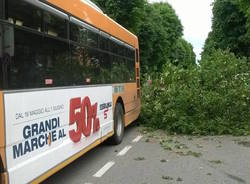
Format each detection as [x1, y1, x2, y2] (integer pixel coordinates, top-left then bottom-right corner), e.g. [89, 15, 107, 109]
[4, 86, 113, 184]
[113, 83, 141, 126]
[123, 83, 141, 126]
[123, 83, 138, 113]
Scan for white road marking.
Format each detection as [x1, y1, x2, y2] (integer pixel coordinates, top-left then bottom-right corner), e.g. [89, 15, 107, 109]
[93, 161, 115, 178]
[132, 135, 143, 143]
[117, 145, 132, 156]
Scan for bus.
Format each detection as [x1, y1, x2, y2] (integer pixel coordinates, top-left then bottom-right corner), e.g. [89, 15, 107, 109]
[0, 0, 141, 183]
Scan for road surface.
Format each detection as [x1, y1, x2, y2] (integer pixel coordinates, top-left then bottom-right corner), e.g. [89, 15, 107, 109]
[43, 124, 250, 184]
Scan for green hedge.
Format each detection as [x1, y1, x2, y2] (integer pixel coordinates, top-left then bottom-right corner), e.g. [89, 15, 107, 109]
[141, 50, 250, 135]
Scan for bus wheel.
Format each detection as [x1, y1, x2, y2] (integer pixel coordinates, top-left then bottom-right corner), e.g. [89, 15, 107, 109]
[111, 103, 124, 145]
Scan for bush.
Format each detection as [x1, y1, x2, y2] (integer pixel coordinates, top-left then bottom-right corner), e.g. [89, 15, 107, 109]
[141, 50, 250, 135]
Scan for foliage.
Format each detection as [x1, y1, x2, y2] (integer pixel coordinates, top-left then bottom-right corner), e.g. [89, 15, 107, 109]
[138, 3, 191, 73]
[238, 0, 250, 36]
[171, 38, 196, 67]
[203, 0, 250, 58]
[92, 0, 196, 73]
[92, 0, 146, 34]
[141, 50, 250, 135]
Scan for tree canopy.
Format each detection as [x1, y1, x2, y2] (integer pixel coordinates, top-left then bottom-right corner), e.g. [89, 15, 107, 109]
[138, 3, 184, 73]
[171, 38, 196, 67]
[203, 0, 250, 58]
[238, 0, 250, 36]
[92, 0, 146, 34]
[92, 0, 196, 74]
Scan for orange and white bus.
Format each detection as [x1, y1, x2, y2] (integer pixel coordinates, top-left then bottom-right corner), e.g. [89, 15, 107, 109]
[0, 0, 141, 183]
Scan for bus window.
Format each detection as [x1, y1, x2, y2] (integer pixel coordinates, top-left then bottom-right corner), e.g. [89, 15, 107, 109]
[70, 22, 87, 45]
[111, 41, 119, 55]
[86, 48, 100, 84]
[111, 55, 118, 83]
[70, 23, 79, 43]
[3, 25, 14, 57]
[111, 55, 126, 83]
[129, 48, 135, 60]
[0, 24, 3, 89]
[8, 29, 44, 89]
[43, 36, 71, 87]
[126, 48, 132, 59]
[118, 44, 125, 56]
[44, 11, 67, 39]
[1, 24, 14, 89]
[6, 0, 42, 32]
[70, 44, 88, 85]
[99, 52, 111, 83]
[129, 59, 136, 82]
[0, 25, 3, 59]
[119, 58, 127, 82]
[0, 0, 4, 19]
[99, 35, 109, 51]
[87, 30, 98, 48]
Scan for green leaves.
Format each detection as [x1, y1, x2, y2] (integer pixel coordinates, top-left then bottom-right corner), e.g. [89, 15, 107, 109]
[141, 50, 250, 136]
[171, 38, 196, 67]
[92, 0, 195, 74]
[202, 0, 250, 58]
[238, 0, 250, 36]
[139, 3, 196, 72]
[92, 0, 146, 34]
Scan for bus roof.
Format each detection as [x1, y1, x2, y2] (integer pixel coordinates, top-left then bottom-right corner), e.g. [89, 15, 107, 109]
[80, 0, 103, 13]
[47, 0, 139, 48]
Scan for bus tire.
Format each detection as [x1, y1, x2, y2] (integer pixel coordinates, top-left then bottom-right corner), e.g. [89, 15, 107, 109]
[110, 103, 124, 145]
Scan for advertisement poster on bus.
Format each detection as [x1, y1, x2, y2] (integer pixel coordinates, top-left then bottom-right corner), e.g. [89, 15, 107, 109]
[3, 86, 113, 184]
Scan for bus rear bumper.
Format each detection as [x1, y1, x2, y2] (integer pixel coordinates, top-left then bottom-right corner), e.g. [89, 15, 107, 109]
[1, 172, 8, 184]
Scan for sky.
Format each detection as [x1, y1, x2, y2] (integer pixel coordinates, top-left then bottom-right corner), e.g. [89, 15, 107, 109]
[149, 0, 214, 60]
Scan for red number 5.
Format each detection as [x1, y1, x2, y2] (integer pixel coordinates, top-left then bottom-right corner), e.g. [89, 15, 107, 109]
[69, 98, 82, 143]
[69, 97, 100, 143]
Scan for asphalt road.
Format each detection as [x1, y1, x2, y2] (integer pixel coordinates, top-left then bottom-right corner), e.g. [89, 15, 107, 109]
[43, 125, 250, 184]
